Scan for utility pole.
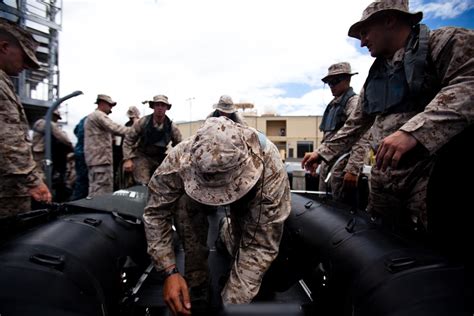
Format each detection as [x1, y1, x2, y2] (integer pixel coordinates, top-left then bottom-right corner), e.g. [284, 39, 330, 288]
[186, 97, 195, 137]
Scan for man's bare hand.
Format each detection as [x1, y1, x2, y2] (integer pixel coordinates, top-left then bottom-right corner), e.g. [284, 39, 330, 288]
[163, 273, 191, 315]
[376, 130, 418, 171]
[301, 152, 320, 176]
[29, 181, 52, 203]
[343, 172, 358, 190]
[123, 159, 134, 173]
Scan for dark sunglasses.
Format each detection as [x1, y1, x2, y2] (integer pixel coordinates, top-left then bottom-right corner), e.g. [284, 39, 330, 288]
[326, 76, 347, 87]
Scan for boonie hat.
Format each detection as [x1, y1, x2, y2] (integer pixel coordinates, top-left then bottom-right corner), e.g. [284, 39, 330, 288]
[321, 62, 358, 83]
[214, 95, 236, 114]
[126, 106, 140, 119]
[348, 0, 423, 39]
[147, 95, 172, 109]
[181, 117, 264, 206]
[0, 19, 40, 69]
[96, 94, 117, 106]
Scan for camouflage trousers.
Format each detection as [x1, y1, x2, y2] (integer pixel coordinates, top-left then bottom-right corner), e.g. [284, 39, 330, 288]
[175, 195, 280, 304]
[0, 196, 31, 219]
[87, 164, 113, 197]
[173, 195, 211, 290]
[319, 155, 350, 201]
[132, 154, 161, 185]
[368, 156, 434, 231]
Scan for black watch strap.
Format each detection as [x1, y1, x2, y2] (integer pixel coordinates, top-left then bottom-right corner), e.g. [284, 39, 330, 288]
[162, 267, 179, 279]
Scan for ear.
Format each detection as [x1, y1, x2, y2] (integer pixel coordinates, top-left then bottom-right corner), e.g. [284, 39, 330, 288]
[384, 12, 398, 29]
[0, 40, 9, 54]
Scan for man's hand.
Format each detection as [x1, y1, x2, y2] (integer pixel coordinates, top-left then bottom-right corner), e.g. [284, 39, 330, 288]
[29, 181, 52, 203]
[376, 130, 418, 171]
[302, 152, 320, 176]
[123, 159, 134, 173]
[163, 273, 191, 315]
[343, 172, 358, 190]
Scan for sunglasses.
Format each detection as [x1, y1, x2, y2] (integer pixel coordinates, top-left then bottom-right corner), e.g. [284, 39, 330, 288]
[326, 76, 347, 87]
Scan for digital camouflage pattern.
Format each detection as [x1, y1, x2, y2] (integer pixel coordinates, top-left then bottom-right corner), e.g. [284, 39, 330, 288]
[348, 0, 423, 39]
[181, 118, 264, 206]
[0, 19, 40, 69]
[214, 95, 235, 114]
[321, 62, 358, 82]
[144, 117, 291, 304]
[88, 164, 114, 197]
[84, 109, 130, 196]
[32, 118, 73, 177]
[317, 27, 474, 228]
[84, 109, 130, 167]
[0, 70, 41, 217]
[122, 114, 182, 184]
[318, 93, 370, 201]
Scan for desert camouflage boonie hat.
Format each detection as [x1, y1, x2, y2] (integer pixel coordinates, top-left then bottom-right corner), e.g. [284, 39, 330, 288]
[147, 95, 172, 110]
[348, 0, 423, 39]
[214, 95, 236, 114]
[0, 19, 40, 70]
[126, 105, 140, 118]
[95, 94, 117, 106]
[321, 62, 358, 82]
[181, 117, 263, 206]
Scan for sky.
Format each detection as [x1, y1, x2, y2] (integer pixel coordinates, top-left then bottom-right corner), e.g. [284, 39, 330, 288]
[57, 0, 474, 142]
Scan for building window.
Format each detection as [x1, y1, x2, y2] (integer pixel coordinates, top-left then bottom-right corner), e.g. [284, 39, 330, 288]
[297, 141, 313, 158]
[289, 148, 294, 158]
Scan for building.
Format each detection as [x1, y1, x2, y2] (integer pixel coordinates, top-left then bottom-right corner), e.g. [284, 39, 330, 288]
[176, 112, 324, 161]
[0, 0, 62, 125]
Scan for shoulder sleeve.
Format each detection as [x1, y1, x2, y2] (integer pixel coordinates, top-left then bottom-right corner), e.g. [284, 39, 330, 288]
[400, 27, 474, 154]
[345, 94, 360, 117]
[123, 117, 146, 160]
[170, 123, 182, 146]
[344, 128, 372, 175]
[97, 112, 130, 135]
[143, 144, 186, 271]
[51, 122, 72, 146]
[318, 88, 375, 163]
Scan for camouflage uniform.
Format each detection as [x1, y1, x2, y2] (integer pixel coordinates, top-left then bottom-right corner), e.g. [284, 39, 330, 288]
[84, 109, 129, 197]
[318, 93, 368, 200]
[32, 117, 72, 178]
[0, 70, 41, 217]
[317, 27, 474, 229]
[206, 95, 248, 125]
[122, 114, 182, 185]
[144, 117, 291, 304]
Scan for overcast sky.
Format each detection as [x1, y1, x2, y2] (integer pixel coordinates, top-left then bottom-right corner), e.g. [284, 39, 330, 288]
[57, 0, 474, 142]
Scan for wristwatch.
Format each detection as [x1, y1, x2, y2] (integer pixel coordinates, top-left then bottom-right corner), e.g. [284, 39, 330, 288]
[162, 267, 179, 279]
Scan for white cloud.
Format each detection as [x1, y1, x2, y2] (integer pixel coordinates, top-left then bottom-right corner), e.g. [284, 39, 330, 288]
[59, 0, 378, 142]
[412, 0, 474, 19]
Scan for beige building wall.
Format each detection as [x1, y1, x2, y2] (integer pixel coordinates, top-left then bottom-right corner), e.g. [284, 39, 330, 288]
[175, 114, 323, 160]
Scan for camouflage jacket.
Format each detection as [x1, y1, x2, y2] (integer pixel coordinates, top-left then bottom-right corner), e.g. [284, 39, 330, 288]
[84, 109, 130, 166]
[143, 130, 291, 303]
[32, 118, 73, 155]
[122, 114, 182, 160]
[321, 94, 370, 176]
[0, 70, 41, 197]
[318, 27, 474, 163]
[321, 93, 359, 143]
